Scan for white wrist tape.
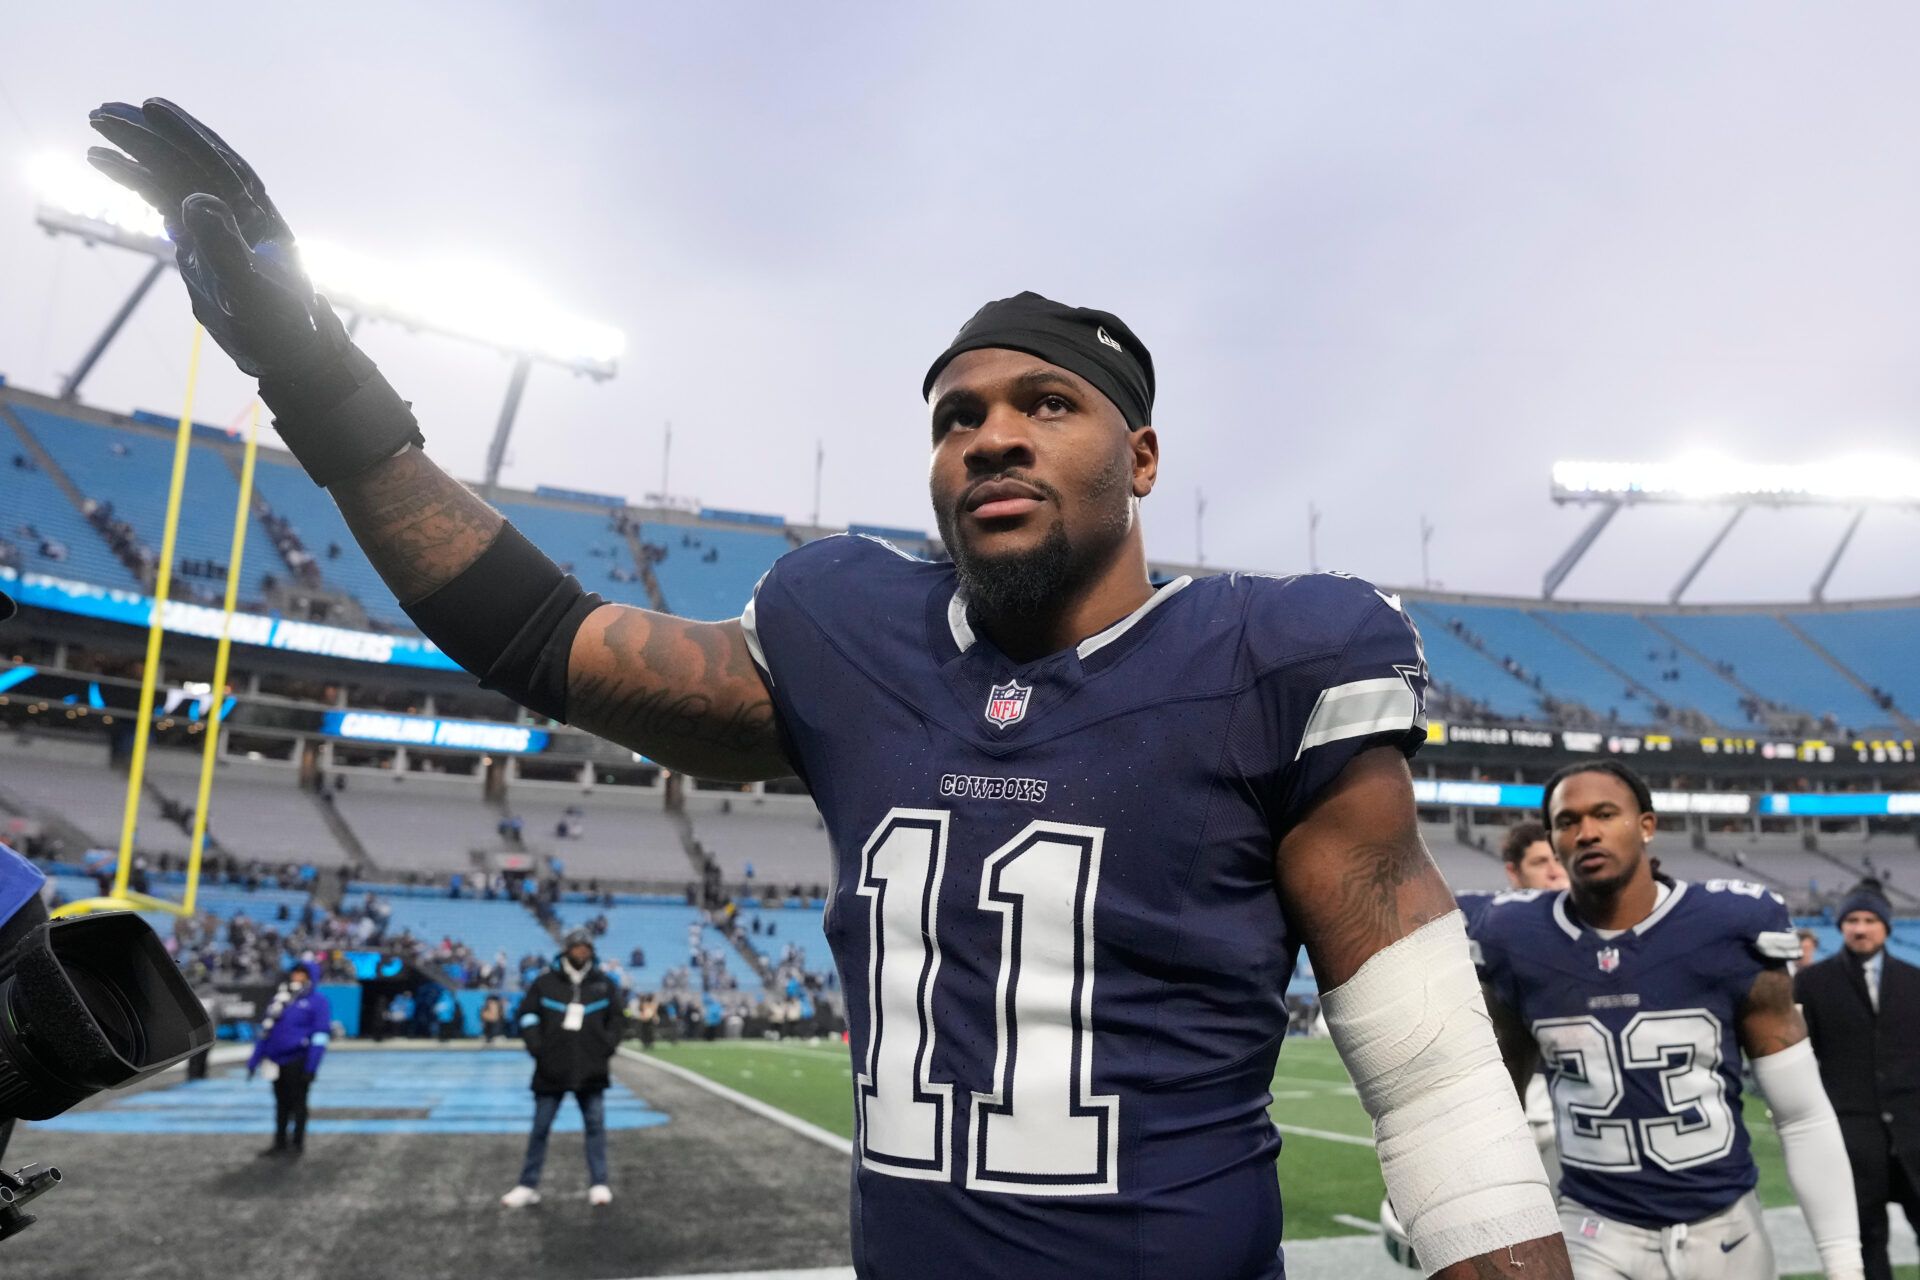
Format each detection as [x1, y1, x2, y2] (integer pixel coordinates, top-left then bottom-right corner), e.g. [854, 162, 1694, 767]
[1753, 1039, 1863, 1280]
[1321, 912, 1559, 1275]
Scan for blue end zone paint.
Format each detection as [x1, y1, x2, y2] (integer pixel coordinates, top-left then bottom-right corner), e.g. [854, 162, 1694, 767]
[28, 1050, 670, 1136]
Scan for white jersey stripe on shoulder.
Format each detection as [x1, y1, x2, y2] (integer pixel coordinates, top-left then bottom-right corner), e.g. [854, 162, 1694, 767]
[740, 572, 773, 686]
[1293, 676, 1418, 760]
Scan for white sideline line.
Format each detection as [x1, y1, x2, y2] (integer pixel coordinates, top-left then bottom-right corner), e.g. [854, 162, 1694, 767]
[1330, 1213, 1383, 1234]
[1275, 1123, 1376, 1148]
[618, 1046, 853, 1156]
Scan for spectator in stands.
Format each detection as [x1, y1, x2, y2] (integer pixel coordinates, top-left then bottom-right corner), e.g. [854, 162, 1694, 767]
[480, 994, 510, 1044]
[247, 962, 330, 1158]
[1796, 880, 1920, 1280]
[502, 930, 623, 1209]
[1796, 928, 1820, 970]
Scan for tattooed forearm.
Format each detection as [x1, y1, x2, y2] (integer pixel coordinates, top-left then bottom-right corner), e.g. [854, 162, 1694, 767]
[566, 606, 789, 782]
[1738, 967, 1808, 1059]
[1274, 747, 1459, 988]
[329, 446, 504, 603]
[569, 678, 775, 755]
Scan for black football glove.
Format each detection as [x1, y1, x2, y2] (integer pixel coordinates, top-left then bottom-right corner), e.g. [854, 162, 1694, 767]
[88, 99, 325, 379]
[87, 99, 420, 486]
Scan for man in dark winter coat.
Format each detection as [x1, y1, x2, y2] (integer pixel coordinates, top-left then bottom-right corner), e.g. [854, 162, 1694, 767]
[1797, 880, 1920, 1280]
[501, 929, 624, 1208]
[248, 961, 330, 1157]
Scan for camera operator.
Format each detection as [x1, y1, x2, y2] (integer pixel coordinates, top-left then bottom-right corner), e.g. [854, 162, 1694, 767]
[0, 586, 51, 1167]
[0, 582, 214, 1238]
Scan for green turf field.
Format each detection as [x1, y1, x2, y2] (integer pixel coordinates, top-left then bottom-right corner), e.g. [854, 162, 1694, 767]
[653, 1035, 1798, 1242]
[650, 1033, 1918, 1280]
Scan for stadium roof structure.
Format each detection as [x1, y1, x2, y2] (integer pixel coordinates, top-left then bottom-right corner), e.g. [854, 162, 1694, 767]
[27, 153, 624, 495]
[1546, 455, 1920, 605]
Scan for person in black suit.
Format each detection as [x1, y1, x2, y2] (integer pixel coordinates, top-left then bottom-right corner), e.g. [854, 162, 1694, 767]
[1796, 880, 1920, 1280]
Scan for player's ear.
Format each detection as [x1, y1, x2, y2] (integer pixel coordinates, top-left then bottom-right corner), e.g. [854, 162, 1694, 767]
[1129, 426, 1158, 498]
[1638, 809, 1657, 844]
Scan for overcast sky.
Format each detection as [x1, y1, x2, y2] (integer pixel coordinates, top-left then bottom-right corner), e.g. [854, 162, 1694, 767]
[4, 3, 1918, 604]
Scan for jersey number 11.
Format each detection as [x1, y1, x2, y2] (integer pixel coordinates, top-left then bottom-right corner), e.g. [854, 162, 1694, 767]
[854, 808, 1120, 1196]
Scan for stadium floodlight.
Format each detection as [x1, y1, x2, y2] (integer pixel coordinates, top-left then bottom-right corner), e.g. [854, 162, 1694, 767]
[28, 154, 624, 374]
[27, 153, 624, 490]
[1545, 453, 1920, 603]
[1552, 456, 1920, 508]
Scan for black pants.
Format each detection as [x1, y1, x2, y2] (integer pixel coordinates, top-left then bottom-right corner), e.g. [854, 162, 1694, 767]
[272, 1062, 313, 1149]
[1846, 1116, 1920, 1280]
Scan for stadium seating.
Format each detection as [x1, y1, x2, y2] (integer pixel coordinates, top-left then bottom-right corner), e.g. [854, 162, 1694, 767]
[1543, 611, 1753, 727]
[0, 731, 191, 853]
[1654, 613, 1894, 731]
[495, 499, 657, 611]
[1411, 602, 1638, 723]
[1789, 608, 1920, 721]
[380, 896, 557, 967]
[503, 786, 690, 881]
[330, 773, 491, 873]
[11, 405, 280, 605]
[1400, 606, 1545, 720]
[642, 522, 787, 621]
[546, 900, 709, 992]
[142, 750, 344, 864]
[739, 902, 834, 977]
[684, 793, 832, 884]
[244, 452, 409, 628]
[0, 445, 142, 589]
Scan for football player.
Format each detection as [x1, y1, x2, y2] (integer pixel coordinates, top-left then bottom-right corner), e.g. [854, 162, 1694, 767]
[89, 99, 1568, 1279]
[1477, 760, 1862, 1280]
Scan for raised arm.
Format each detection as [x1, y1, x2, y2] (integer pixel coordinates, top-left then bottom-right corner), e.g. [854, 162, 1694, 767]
[88, 99, 789, 783]
[330, 448, 786, 781]
[1277, 747, 1567, 1280]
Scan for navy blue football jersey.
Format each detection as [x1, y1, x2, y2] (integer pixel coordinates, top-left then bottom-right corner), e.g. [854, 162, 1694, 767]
[743, 535, 1428, 1280]
[1474, 879, 1798, 1229]
[1455, 889, 1498, 938]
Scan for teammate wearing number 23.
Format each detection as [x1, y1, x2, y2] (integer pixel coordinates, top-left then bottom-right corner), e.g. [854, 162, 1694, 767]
[1476, 761, 1865, 1280]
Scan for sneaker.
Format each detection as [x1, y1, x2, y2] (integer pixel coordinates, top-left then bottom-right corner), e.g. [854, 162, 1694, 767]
[500, 1185, 541, 1208]
[588, 1185, 612, 1206]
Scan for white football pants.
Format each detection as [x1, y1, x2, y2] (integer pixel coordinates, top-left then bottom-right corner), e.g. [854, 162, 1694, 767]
[1559, 1191, 1774, 1280]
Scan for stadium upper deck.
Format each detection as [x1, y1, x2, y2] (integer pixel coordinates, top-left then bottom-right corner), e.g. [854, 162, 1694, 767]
[4, 381, 1914, 741]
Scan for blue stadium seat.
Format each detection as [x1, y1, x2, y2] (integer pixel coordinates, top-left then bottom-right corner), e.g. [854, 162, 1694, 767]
[495, 500, 657, 611]
[1789, 608, 1920, 722]
[549, 901, 711, 993]
[245, 453, 409, 628]
[0, 447, 141, 588]
[13, 405, 280, 605]
[1402, 602, 1550, 720]
[641, 523, 787, 621]
[1545, 611, 1753, 727]
[1654, 613, 1894, 731]
[1412, 601, 1637, 722]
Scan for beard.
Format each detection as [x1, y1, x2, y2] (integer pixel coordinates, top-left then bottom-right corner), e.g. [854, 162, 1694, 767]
[936, 450, 1135, 627]
[946, 516, 1079, 621]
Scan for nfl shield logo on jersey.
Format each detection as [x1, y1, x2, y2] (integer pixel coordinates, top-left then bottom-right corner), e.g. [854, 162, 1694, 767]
[984, 680, 1032, 729]
[1596, 946, 1621, 973]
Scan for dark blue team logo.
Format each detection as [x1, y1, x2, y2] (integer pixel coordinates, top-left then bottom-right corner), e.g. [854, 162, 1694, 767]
[985, 680, 1032, 729]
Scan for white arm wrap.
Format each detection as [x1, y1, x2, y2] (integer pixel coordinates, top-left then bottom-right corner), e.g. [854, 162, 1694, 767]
[1753, 1040, 1863, 1280]
[1321, 912, 1559, 1275]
